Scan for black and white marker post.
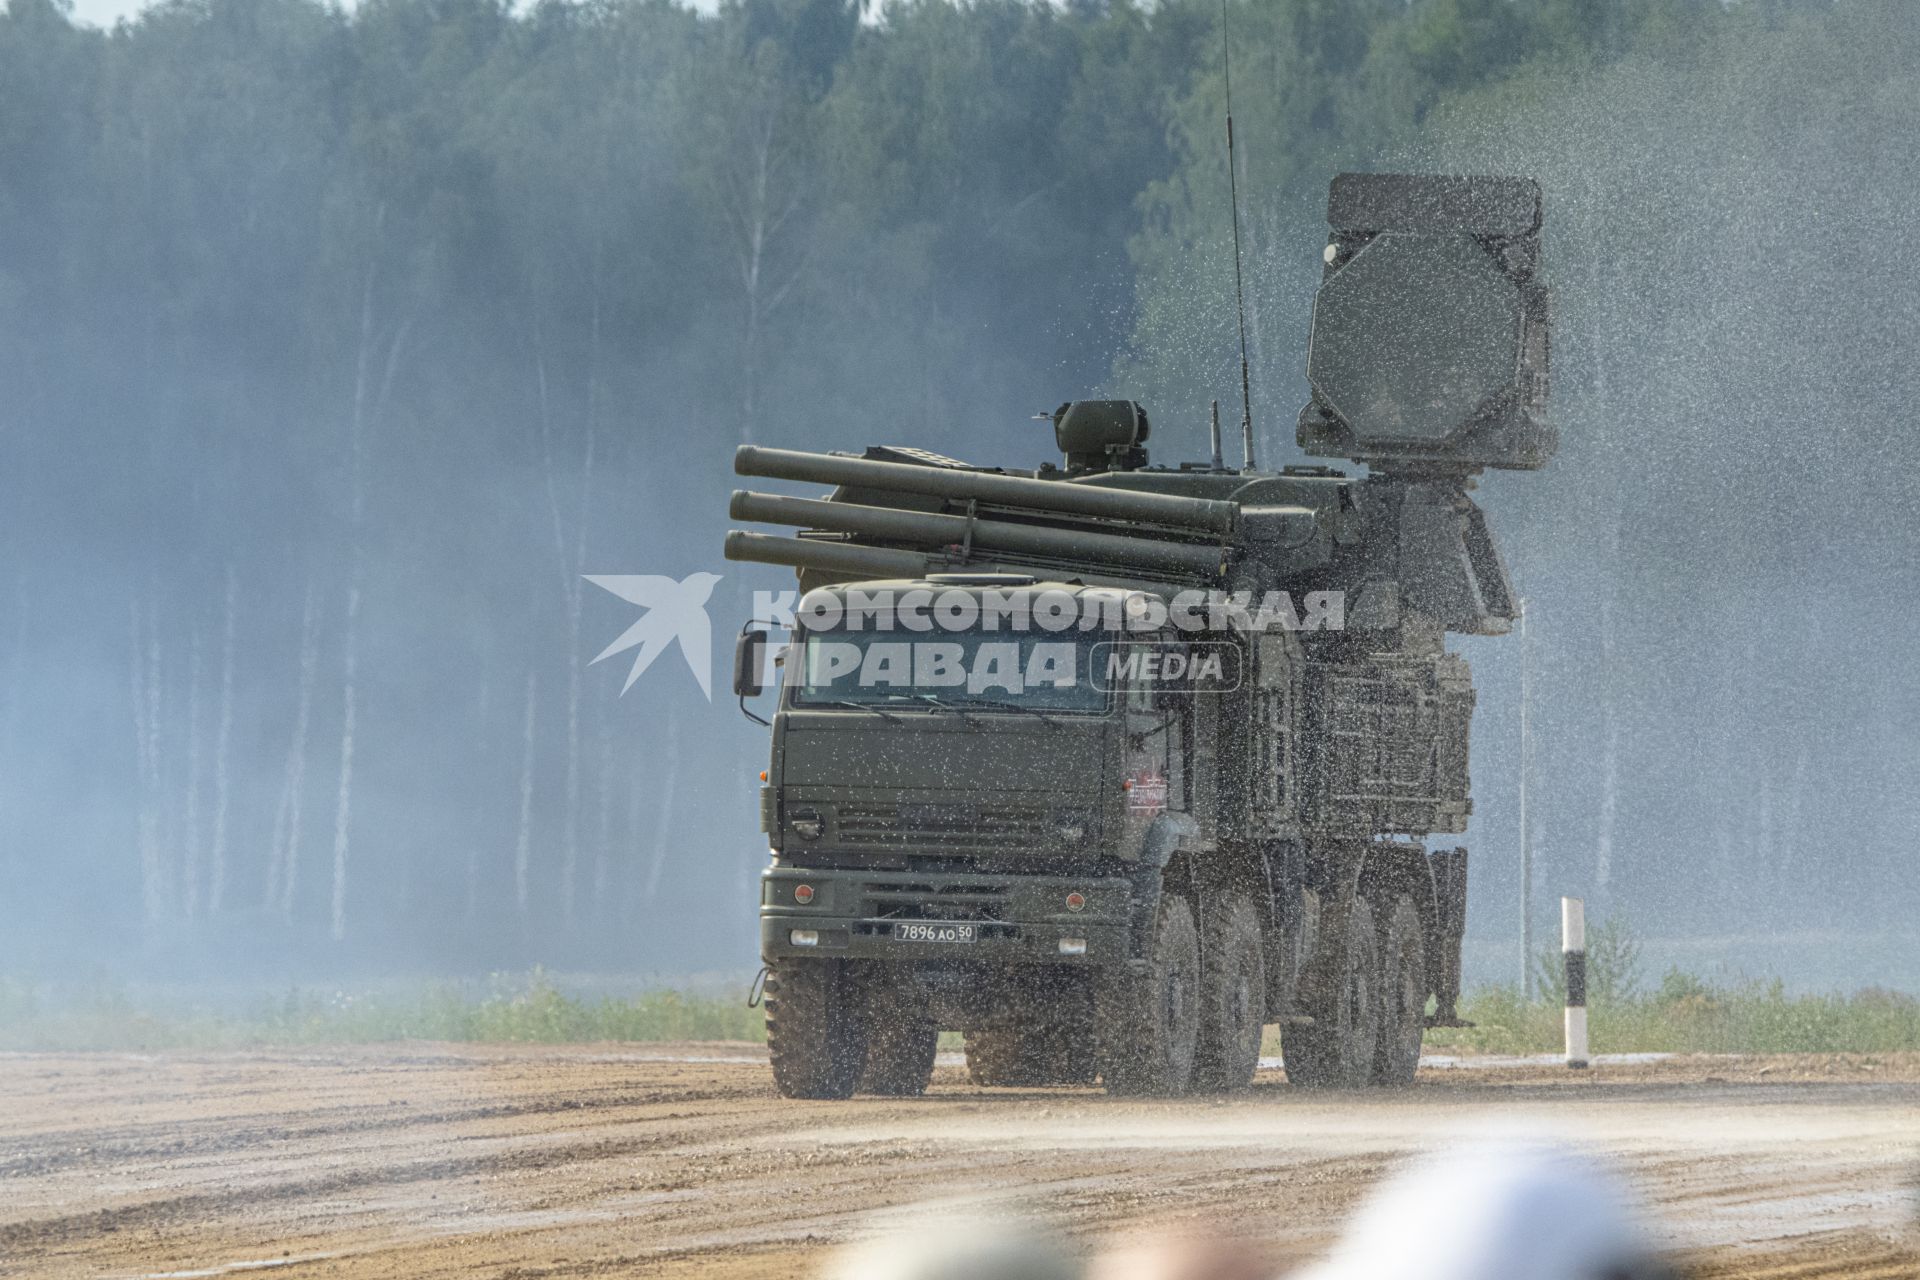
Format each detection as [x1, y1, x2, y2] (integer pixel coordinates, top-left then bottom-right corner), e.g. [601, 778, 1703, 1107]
[1562, 896, 1589, 1069]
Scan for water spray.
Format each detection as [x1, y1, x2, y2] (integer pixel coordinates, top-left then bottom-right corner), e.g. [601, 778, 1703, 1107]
[1220, 0, 1255, 471]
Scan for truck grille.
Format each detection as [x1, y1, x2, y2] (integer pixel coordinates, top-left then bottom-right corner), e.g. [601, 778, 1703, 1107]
[832, 802, 1060, 852]
[862, 880, 1010, 919]
[857, 879, 1015, 928]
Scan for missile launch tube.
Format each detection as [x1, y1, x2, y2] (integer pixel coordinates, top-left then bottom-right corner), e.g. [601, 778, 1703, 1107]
[730, 490, 1225, 577]
[724, 531, 937, 579]
[735, 445, 1237, 535]
[723, 529, 1181, 594]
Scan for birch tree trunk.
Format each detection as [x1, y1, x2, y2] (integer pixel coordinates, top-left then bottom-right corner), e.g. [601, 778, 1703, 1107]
[641, 707, 681, 903]
[130, 599, 164, 926]
[181, 627, 204, 919]
[272, 580, 321, 919]
[208, 566, 236, 914]
[0, 574, 21, 841]
[330, 223, 409, 942]
[464, 669, 487, 924]
[514, 668, 538, 916]
[1593, 600, 1619, 898]
[1779, 741, 1810, 914]
[533, 300, 599, 923]
[329, 573, 360, 942]
[622, 747, 645, 919]
[721, 57, 814, 445]
[591, 702, 614, 925]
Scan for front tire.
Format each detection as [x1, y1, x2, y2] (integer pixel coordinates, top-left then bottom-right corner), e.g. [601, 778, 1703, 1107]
[1282, 894, 1380, 1089]
[765, 958, 869, 1100]
[860, 973, 938, 1097]
[1192, 891, 1266, 1092]
[1373, 895, 1428, 1087]
[1099, 894, 1202, 1097]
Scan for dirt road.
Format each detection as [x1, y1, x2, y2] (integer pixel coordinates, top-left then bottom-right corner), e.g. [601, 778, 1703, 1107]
[0, 1044, 1914, 1279]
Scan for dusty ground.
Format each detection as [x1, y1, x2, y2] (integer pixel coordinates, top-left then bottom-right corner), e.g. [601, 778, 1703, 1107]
[0, 1045, 1915, 1279]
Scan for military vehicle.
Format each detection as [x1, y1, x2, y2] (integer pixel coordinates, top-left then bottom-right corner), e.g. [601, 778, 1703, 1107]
[723, 173, 1553, 1097]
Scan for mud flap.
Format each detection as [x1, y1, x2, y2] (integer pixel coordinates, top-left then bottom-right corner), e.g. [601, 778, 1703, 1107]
[1427, 846, 1470, 1026]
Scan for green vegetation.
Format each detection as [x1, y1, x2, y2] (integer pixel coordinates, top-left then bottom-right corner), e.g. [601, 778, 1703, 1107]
[6, 962, 1917, 1057]
[0, 971, 767, 1052]
[10, 0, 1920, 970]
[1422, 979, 1920, 1058]
[1424, 916, 1920, 1056]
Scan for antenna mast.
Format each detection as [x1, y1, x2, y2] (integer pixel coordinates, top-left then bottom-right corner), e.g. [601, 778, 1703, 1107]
[1221, 0, 1256, 470]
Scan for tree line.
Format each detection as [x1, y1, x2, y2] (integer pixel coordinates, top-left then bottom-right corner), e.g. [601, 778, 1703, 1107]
[1, 0, 1915, 979]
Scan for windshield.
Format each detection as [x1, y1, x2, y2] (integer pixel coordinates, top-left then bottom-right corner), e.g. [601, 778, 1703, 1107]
[792, 624, 1110, 713]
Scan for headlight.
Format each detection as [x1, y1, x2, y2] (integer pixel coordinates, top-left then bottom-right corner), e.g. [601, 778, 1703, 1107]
[791, 810, 824, 840]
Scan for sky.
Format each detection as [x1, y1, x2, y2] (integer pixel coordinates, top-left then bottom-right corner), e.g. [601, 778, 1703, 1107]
[64, 0, 722, 25]
[68, 0, 133, 22]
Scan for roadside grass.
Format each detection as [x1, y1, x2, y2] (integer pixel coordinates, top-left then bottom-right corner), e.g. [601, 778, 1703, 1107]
[1419, 976, 1920, 1057]
[0, 971, 766, 1052]
[4, 966, 1916, 1056]
[1420, 917, 1920, 1056]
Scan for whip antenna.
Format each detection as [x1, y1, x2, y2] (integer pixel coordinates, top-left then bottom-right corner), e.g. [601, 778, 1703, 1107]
[1221, 0, 1256, 470]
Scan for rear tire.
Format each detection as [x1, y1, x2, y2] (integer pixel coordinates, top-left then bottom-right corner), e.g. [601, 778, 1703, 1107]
[1192, 891, 1266, 1092]
[765, 958, 868, 1100]
[1373, 895, 1427, 1088]
[1282, 894, 1380, 1089]
[860, 974, 938, 1097]
[1098, 894, 1202, 1097]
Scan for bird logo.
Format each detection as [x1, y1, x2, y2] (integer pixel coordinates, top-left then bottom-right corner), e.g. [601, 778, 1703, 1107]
[585, 572, 723, 698]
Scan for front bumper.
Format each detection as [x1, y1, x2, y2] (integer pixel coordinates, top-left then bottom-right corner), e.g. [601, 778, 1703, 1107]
[760, 864, 1132, 966]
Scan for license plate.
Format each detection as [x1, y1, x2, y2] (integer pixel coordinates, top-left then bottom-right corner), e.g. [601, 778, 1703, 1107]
[893, 922, 978, 944]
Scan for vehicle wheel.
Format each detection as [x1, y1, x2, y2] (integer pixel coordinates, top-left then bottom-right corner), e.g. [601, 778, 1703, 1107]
[860, 973, 938, 1097]
[1373, 894, 1427, 1088]
[1192, 890, 1266, 1092]
[1282, 894, 1380, 1089]
[1098, 894, 1202, 1097]
[1045, 1020, 1099, 1086]
[765, 958, 868, 1100]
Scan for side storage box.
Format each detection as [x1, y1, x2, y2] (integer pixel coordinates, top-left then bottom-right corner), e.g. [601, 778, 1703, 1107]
[1300, 652, 1474, 836]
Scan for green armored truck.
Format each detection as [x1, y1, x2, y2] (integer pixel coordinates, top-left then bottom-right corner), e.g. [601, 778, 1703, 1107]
[723, 174, 1554, 1098]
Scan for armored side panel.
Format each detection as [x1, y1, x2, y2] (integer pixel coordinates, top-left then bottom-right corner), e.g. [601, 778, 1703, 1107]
[1299, 173, 1554, 472]
[1245, 632, 1300, 840]
[1297, 652, 1475, 837]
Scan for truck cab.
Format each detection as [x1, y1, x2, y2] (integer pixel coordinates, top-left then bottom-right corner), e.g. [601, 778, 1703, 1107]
[761, 577, 1194, 956]
[752, 576, 1220, 1094]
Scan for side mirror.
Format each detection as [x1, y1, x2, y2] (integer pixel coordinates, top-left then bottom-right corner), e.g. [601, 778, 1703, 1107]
[733, 627, 769, 699]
